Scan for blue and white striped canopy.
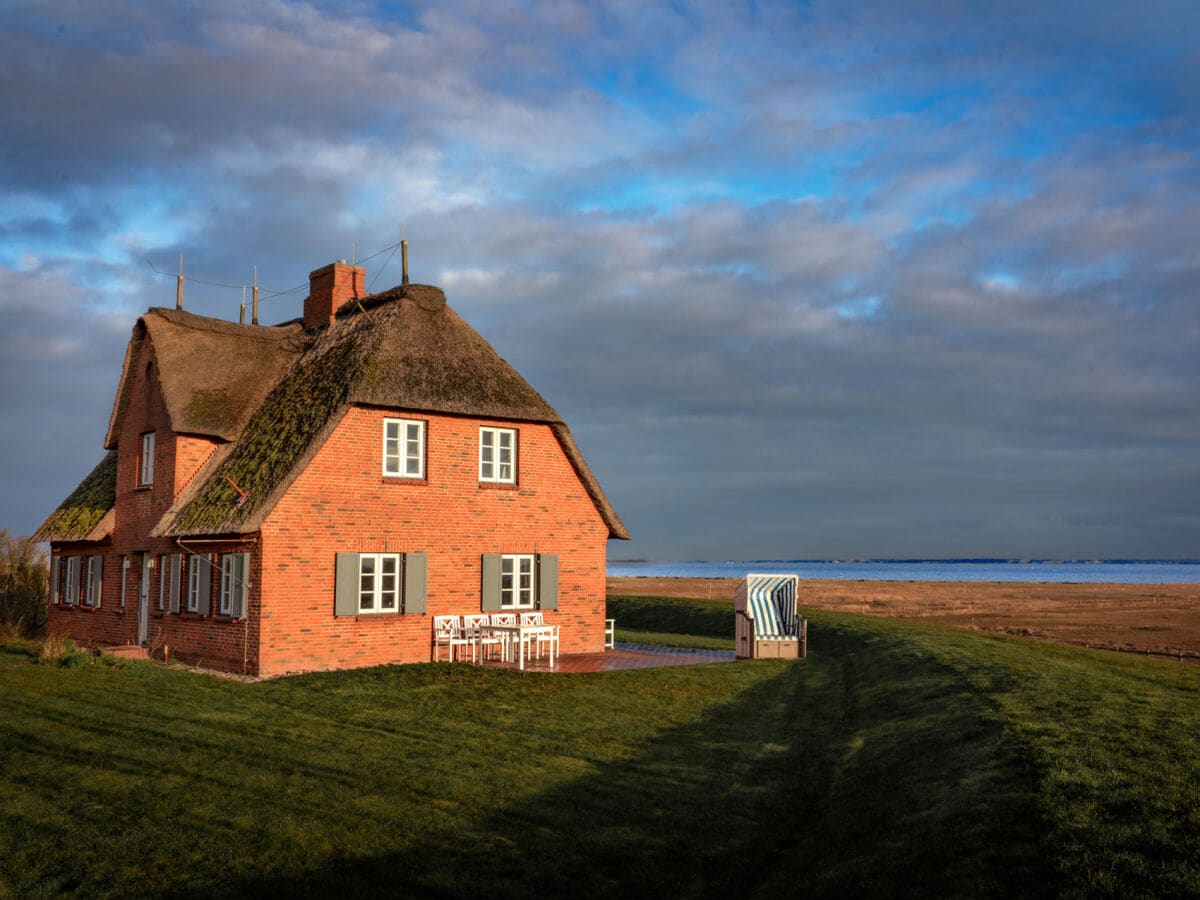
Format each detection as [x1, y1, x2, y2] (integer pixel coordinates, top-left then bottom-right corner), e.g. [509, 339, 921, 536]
[746, 574, 799, 639]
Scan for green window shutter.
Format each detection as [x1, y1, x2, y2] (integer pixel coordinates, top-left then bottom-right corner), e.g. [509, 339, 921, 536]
[481, 554, 502, 611]
[403, 552, 427, 614]
[198, 558, 211, 617]
[538, 554, 558, 610]
[168, 554, 182, 613]
[232, 553, 250, 619]
[334, 553, 360, 617]
[50, 556, 59, 605]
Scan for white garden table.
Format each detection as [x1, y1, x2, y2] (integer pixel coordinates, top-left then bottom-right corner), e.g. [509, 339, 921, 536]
[477, 622, 557, 670]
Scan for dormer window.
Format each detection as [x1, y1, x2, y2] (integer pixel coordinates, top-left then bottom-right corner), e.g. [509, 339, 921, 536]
[140, 432, 155, 486]
[479, 427, 516, 483]
[383, 418, 425, 479]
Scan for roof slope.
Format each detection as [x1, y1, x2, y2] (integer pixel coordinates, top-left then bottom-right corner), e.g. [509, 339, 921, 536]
[105, 309, 305, 447]
[156, 284, 629, 539]
[33, 450, 118, 542]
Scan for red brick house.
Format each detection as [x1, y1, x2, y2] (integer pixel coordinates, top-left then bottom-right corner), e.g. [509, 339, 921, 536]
[35, 261, 629, 676]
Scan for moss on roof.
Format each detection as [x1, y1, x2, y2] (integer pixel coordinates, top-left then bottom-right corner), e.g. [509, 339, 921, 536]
[167, 315, 382, 534]
[34, 451, 118, 542]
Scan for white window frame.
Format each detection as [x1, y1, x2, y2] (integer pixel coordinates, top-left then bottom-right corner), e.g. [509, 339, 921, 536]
[84, 555, 103, 607]
[219, 553, 246, 617]
[358, 553, 401, 614]
[158, 554, 168, 610]
[479, 427, 516, 484]
[120, 556, 130, 608]
[383, 417, 426, 479]
[64, 556, 81, 606]
[140, 432, 156, 486]
[500, 554, 535, 609]
[186, 556, 202, 613]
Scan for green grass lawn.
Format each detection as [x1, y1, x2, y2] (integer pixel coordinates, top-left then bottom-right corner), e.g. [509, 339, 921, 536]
[2, 598, 1198, 897]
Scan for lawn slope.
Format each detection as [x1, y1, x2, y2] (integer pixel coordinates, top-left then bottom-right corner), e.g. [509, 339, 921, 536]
[1, 600, 1197, 897]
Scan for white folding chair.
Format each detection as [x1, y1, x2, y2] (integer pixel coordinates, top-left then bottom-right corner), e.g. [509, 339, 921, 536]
[520, 611, 558, 662]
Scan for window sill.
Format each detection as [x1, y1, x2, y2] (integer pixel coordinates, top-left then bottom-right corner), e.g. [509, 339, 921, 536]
[337, 612, 411, 621]
[478, 481, 519, 492]
[381, 476, 429, 486]
[134, 485, 153, 493]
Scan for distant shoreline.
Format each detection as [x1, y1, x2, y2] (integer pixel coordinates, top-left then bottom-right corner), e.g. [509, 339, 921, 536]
[606, 576, 1200, 663]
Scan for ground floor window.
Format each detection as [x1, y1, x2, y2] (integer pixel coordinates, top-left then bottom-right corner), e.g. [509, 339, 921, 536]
[500, 554, 535, 608]
[120, 556, 130, 608]
[84, 555, 103, 607]
[358, 553, 400, 613]
[187, 557, 202, 612]
[219, 553, 248, 618]
[63, 557, 81, 606]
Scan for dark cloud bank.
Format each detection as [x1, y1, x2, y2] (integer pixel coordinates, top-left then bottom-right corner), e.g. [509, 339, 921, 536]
[2, 1, 1197, 559]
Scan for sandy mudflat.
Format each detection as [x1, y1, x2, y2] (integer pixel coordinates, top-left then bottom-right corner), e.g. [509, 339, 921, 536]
[607, 576, 1200, 663]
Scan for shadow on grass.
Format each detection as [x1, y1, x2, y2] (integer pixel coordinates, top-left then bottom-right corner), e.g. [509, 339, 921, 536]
[217, 622, 1054, 899]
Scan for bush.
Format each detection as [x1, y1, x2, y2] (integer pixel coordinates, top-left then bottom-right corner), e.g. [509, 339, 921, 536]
[39, 634, 92, 667]
[0, 530, 49, 637]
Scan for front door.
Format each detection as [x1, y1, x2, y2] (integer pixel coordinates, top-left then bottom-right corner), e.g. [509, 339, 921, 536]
[137, 552, 150, 645]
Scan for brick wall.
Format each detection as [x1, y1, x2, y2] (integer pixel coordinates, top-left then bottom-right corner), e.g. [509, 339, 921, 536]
[47, 339, 254, 673]
[257, 407, 610, 676]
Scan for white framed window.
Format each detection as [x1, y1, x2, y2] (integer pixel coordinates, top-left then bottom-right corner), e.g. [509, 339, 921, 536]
[187, 557, 202, 613]
[140, 432, 156, 486]
[84, 555, 103, 607]
[63, 557, 81, 606]
[479, 427, 516, 483]
[120, 556, 130, 608]
[358, 553, 400, 613]
[219, 553, 248, 618]
[500, 554, 535, 608]
[383, 418, 425, 479]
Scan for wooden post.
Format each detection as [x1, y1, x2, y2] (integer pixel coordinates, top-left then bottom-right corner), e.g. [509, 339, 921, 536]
[251, 266, 259, 325]
[800, 619, 808, 659]
[401, 239, 409, 285]
[239, 285, 246, 324]
[175, 254, 184, 310]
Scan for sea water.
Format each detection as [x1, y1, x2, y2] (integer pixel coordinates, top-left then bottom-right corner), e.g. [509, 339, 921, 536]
[607, 559, 1200, 584]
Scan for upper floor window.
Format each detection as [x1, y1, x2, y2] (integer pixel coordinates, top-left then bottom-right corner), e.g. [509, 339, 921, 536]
[140, 432, 155, 486]
[479, 427, 516, 483]
[383, 418, 425, 479]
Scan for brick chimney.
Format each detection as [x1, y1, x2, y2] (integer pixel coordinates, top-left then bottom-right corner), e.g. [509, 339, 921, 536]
[304, 260, 366, 329]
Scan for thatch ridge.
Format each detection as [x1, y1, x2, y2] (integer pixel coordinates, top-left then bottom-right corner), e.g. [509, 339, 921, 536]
[34, 451, 118, 542]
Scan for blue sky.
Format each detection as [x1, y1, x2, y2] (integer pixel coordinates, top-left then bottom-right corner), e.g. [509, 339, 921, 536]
[1, 0, 1198, 559]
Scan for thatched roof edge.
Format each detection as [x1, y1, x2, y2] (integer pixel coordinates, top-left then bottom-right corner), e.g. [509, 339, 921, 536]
[33, 450, 119, 542]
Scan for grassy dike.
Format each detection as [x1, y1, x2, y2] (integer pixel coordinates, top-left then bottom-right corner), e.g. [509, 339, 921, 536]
[2, 599, 1198, 897]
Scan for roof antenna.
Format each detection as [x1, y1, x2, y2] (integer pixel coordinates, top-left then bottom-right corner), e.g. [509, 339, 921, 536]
[252, 265, 260, 325]
[176, 254, 184, 311]
[401, 222, 409, 286]
[239, 284, 247, 324]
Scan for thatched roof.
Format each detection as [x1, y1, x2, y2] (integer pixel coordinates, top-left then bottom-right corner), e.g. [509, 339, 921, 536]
[151, 283, 629, 540]
[34, 450, 118, 542]
[105, 310, 305, 447]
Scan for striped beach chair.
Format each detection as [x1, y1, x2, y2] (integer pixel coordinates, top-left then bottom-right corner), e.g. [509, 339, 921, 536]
[734, 574, 808, 659]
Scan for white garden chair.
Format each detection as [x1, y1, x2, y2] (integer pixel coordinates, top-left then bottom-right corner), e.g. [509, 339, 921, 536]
[465, 613, 503, 661]
[432, 615, 473, 663]
[520, 611, 558, 662]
